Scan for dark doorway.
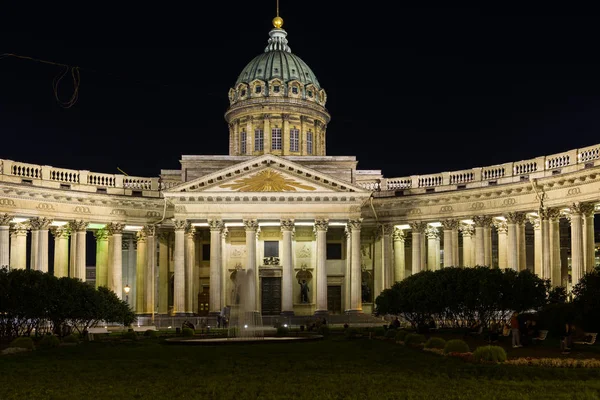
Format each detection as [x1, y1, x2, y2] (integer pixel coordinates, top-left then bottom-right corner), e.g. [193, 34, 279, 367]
[198, 287, 209, 316]
[327, 285, 342, 314]
[261, 277, 281, 315]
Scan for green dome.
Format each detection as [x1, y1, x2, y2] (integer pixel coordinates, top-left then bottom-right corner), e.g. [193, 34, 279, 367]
[234, 28, 321, 89]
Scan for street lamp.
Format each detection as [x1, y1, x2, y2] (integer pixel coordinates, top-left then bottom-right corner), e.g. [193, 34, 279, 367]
[124, 284, 130, 303]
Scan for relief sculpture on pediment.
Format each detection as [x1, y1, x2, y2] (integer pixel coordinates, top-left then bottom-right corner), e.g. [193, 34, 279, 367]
[219, 168, 316, 192]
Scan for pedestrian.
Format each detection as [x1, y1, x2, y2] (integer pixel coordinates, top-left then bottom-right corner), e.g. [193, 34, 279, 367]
[510, 312, 522, 348]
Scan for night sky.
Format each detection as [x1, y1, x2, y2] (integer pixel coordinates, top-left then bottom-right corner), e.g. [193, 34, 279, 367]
[2, 4, 600, 180]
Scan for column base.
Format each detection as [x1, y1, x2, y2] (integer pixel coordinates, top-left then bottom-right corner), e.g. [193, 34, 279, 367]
[314, 310, 329, 317]
[345, 309, 363, 315]
[280, 311, 295, 317]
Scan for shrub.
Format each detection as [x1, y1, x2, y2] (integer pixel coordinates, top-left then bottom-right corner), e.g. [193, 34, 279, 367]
[182, 328, 195, 337]
[472, 345, 507, 363]
[424, 337, 446, 349]
[276, 326, 290, 336]
[395, 330, 409, 342]
[404, 333, 426, 346]
[374, 327, 386, 337]
[443, 339, 470, 354]
[122, 331, 138, 340]
[38, 335, 60, 349]
[9, 337, 35, 350]
[384, 329, 397, 339]
[62, 334, 79, 344]
[144, 329, 159, 338]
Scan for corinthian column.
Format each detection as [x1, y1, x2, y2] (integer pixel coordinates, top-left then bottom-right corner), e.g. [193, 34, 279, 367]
[393, 228, 406, 281]
[30, 217, 53, 272]
[185, 225, 196, 314]
[426, 226, 440, 271]
[410, 222, 427, 273]
[67, 220, 87, 280]
[452, 225, 459, 267]
[348, 219, 362, 313]
[281, 219, 295, 315]
[208, 219, 224, 315]
[494, 219, 508, 269]
[107, 222, 123, 298]
[505, 212, 525, 271]
[344, 226, 352, 311]
[569, 203, 586, 287]
[172, 219, 187, 315]
[548, 208, 562, 287]
[51, 226, 70, 278]
[528, 216, 541, 276]
[473, 216, 491, 266]
[484, 221, 492, 268]
[517, 218, 527, 271]
[380, 223, 393, 290]
[135, 228, 147, 312]
[581, 203, 596, 273]
[243, 219, 259, 311]
[145, 225, 157, 315]
[0, 214, 12, 268]
[460, 224, 474, 267]
[540, 210, 551, 280]
[10, 224, 28, 270]
[314, 218, 329, 316]
[442, 219, 458, 267]
[94, 229, 109, 287]
[158, 231, 171, 314]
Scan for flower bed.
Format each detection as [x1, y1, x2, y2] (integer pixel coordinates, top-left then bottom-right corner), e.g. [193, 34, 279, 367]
[506, 357, 600, 368]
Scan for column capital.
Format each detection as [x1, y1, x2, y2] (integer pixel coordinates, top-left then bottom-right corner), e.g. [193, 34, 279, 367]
[472, 215, 493, 227]
[392, 228, 405, 242]
[527, 216, 540, 230]
[220, 227, 228, 239]
[93, 228, 108, 240]
[243, 219, 259, 231]
[70, 220, 89, 232]
[208, 219, 224, 231]
[409, 221, 427, 233]
[314, 219, 329, 231]
[571, 202, 596, 216]
[348, 218, 363, 231]
[144, 224, 157, 237]
[494, 219, 508, 233]
[10, 223, 29, 236]
[547, 207, 561, 221]
[31, 217, 53, 230]
[173, 219, 188, 231]
[106, 222, 123, 235]
[425, 226, 440, 239]
[0, 213, 12, 226]
[459, 223, 474, 236]
[136, 229, 147, 242]
[51, 226, 70, 238]
[504, 212, 526, 225]
[379, 223, 394, 236]
[441, 219, 459, 230]
[280, 219, 295, 232]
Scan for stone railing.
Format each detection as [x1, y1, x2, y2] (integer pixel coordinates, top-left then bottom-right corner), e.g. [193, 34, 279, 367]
[0, 159, 161, 197]
[357, 143, 600, 193]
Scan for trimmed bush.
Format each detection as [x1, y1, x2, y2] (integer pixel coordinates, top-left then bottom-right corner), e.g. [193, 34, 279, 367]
[395, 330, 409, 342]
[424, 337, 446, 350]
[122, 331, 138, 340]
[38, 335, 60, 349]
[62, 334, 79, 344]
[144, 329, 159, 338]
[9, 337, 35, 350]
[404, 333, 426, 346]
[276, 326, 290, 336]
[443, 339, 470, 354]
[473, 345, 507, 363]
[384, 329, 397, 339]
[182, 328, 195, 337]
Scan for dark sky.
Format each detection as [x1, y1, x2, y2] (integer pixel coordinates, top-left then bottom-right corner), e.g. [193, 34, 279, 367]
[2, 4, 600, 179]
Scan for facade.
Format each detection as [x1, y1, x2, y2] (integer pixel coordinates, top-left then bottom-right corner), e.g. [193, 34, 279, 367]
[1, 16, 599, 318]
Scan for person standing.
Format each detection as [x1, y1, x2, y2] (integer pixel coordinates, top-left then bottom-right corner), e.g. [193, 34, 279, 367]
[510, 312, 522, 348]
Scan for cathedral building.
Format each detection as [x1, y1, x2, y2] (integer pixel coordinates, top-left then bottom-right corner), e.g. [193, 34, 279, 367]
[0, 15, 599, 319]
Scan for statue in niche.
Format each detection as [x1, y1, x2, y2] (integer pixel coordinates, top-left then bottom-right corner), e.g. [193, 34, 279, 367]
[361, 281, 371, 303]
[299, 279, 310, 303]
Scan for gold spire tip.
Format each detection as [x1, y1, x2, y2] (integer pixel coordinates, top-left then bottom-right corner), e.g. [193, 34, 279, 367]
[272, 16, 284, 29]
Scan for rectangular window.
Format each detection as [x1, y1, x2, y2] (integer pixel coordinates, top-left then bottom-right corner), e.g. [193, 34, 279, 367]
[240, 131, 247, 155]
[255, 129, 264, 151]
[255, 86, 262, 93]
[290, 128, 299, 152]
[273, 85, 280, 93]
[307, 131, 313, 155]
[271, 128, 282, 150]
[202, 244, 210, 261]
[264, 241, 279, 257]
[327, 243, 342, 260]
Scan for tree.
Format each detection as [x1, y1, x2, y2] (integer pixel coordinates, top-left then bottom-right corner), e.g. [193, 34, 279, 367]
[571, 266, 600, 332]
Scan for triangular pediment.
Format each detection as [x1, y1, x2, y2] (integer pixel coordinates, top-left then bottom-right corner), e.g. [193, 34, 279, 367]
[164, 154, 367, 194]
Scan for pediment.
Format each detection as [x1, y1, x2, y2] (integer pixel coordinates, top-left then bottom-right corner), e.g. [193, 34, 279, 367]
[164, 154, 367, 194]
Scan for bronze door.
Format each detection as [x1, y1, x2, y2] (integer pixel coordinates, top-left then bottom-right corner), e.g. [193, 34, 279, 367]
[261, 277, 281, 315]
[327, 285, 342, 314]
[198, 288, 209, 316]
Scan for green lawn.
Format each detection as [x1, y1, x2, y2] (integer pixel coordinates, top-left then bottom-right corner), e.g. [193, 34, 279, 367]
[1, 335, 600, 400]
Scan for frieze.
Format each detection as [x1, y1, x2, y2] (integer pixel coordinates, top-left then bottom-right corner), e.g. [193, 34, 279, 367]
[567, 187, 581, 196]
[261, 231, 281, 238]
[471, 202, 485, 210]
[146, 211, 161, 217]
[407, 208, 421, 215]
[111, 209, 128, 216]
[439, 205, 453, 213]
[0, 199, 16, 207]
[502, 198, 516, 206]
[74, 206, 91, 214]
[36, 203, 55, 211]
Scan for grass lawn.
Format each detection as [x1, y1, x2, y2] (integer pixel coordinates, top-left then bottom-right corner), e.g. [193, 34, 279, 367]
[1, 334, 600, 400]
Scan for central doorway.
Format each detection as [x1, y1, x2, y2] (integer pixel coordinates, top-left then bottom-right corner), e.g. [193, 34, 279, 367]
[327, 285, 342, 314]
[261, 277, 281, 315]
[197, 287, 209, 316]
